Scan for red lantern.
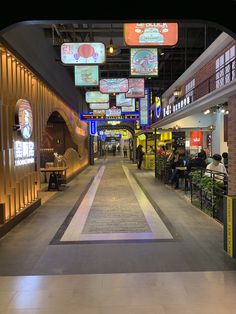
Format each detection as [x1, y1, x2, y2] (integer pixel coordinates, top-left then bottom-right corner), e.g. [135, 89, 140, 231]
[78, 44, 95, 58]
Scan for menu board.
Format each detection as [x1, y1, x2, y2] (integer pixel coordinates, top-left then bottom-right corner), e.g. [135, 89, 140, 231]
[130, 48, 158, 76]
[74, 65, 99, 86]
[61, 43, 105, 64]
[124, 23, 178, 46]
[126, 78, 145, 98]
[100, 78, 129, 93]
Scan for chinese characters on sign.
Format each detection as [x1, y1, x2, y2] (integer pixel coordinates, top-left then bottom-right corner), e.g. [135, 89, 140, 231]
[74, 65, 99, 86]
[61, 43, 105, 64]
[130, 48, 158, 76]
[124, 23, 178, 46]
[126, 78, 145, 98]
[14, 141, 35, 166]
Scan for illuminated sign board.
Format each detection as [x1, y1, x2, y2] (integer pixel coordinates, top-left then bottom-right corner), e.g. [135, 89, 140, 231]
[173, 96, 191, 113]
[163, 105, 173, 117]
[61, 43, 105, 64]
[93, 109, 106, 115]
[80, 113, 139, 121]
[116, 93, 134, 107]
[74, 65, 99, 86]
[86, 91, 109, 103]
[139, 88, 150, 126]
[155, 97, 161, 119]
[89, 103, 109, 110]
[89, 121, 97, 135]
[100, 78, 129, 93]
[106, 107, 122, 117]
[130, 48, 158, 76]
[15, 99, 33, 140]
[121, 99, 136, 113]
[190, 131, 203, 147]
[14, 141, 35, 166]
[126, 78, 145, 98]
[124, 23, 178, 46]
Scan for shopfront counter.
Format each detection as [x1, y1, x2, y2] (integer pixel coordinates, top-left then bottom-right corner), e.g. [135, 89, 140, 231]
[143, 154, 155, 170]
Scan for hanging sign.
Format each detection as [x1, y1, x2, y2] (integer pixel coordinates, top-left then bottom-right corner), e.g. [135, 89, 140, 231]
[126, 78, 145, 98]
[74, 65, 99, 86]
[61, 43, 105, 64]
[139, 88, 150, 126]
[89, 103, 109, 110]
[15, 99, 33, 140]
[130, 48, 158, 76]
[116, 93, 134, 107]
[86, 91, 109, 103]
[121, 100, 136, 113]
[106, 107, 121, 117]
[124, 23, 178, 46]
[89, 121, 97, 135]
[100, 78, 129, 93]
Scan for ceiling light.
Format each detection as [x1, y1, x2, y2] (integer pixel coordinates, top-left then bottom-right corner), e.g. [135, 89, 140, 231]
[107, 38, 116, 55]
[225, 110, 229, 114]
[204, 109, 210, 115]
[220, 107, 225, 113]
[173, 89, 180, 99]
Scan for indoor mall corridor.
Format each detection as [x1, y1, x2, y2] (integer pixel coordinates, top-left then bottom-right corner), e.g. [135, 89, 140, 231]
[0, 157, 236, 313]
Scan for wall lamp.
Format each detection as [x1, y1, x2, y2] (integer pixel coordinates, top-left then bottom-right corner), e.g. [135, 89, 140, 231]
[173, 89, 181, 99]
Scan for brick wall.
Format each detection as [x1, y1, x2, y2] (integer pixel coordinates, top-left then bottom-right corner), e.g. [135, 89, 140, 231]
[227, 95, 236, 196]
[183, 40, 236, 92]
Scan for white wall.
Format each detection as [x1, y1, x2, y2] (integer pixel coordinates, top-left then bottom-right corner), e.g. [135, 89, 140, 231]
[212, 112, 228, 155]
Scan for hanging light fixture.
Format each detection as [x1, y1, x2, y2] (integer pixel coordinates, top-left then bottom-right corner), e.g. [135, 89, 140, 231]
[106, 24, 117, 56]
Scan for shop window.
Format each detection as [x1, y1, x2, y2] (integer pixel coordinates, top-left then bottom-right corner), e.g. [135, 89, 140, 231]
[216, 46, 236, 88]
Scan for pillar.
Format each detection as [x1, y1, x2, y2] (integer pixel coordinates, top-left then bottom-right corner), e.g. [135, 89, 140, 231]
[224, 95, 236, 258]
[88, 135, 94, 165]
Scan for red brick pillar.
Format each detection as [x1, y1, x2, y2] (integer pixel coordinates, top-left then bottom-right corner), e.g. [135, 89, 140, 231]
[228, 95, 236, 196]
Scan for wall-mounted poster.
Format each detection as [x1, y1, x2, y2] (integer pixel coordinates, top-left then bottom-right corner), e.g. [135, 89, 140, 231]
[15, 99, 33, 139]
[116, 93, 134, 107]
[86, 91, 109, 103]
[130, 48, 158, 76]
[126, 78, 145, 98]
[139, 88, 150, 126]
[61, 43, 105, 64]
[89, 103, 110, 110]
[74, 65, 99, 86]
[100, 78, 129, 93]
[124, 23, 178, 46]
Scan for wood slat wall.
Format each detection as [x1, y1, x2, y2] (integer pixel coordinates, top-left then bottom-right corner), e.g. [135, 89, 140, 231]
[0, 46, 88, 224]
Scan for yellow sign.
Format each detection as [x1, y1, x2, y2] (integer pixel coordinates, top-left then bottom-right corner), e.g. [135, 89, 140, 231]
[227, 196, 233, 257]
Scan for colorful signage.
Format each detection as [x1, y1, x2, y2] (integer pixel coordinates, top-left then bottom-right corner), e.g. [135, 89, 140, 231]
[124, 23, 178, 46]
[80, 113, 139, 121]
[163, 104, 172, 117]
[61, 43, 105, 64]
[116, 93, 134, 107]
[106, 107, 122, 117]
[86, 91, 109, 103]
[74, 65, 99, 86]
[15, 99, 33, 140]
[89, 103, 109, 110]
[139, 88, 150, 126]
[130, 48, 158, 76]
[121, 100, 136, 113]
[155, 97, 161, 119]
[89, 121, 97, 135]
[93, 110, 106, 115]
[126, 78, 145, 98]
[190, 131, 203, 146]
[100, 78, 129, 93]
[14, 141, 35, 166]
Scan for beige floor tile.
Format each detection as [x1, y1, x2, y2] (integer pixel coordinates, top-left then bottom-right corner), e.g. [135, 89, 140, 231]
[100, 305, 165, 314]
[0, 276, 54, 292]
[0, 292, 17, 310]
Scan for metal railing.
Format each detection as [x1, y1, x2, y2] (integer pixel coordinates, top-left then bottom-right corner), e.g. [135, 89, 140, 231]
[172, 57, 236, 110]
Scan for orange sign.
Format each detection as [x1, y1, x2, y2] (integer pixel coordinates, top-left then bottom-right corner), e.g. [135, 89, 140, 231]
[124, 23, 178, 46]
[190, 131, 203, 146]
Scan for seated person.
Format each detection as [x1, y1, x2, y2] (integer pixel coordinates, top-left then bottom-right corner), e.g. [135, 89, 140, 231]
[170, 151, 185, 189]
[187, 152, 206, 170]
[222, 152, 228, 169]
[205, 154, 227, 181]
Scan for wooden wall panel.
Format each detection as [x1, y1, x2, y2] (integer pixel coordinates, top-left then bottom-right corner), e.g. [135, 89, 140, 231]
[0, 46, 88, 224]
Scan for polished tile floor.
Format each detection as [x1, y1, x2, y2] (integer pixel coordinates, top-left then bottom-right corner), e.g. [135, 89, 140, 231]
[0, 271, 236, 313]
[1, 157, 236, 313]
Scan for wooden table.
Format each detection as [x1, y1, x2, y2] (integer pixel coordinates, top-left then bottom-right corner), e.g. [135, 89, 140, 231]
[40, 167, 67, 190]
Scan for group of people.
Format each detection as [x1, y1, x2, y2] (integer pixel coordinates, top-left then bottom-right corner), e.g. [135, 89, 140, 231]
[168, 149, 228, 189]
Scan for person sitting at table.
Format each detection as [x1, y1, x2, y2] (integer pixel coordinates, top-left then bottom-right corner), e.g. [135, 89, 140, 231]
[205, 153, 227, 181]
[187, 152, 206, 170]
[170, 151, 185, 189]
